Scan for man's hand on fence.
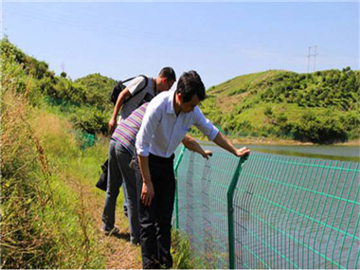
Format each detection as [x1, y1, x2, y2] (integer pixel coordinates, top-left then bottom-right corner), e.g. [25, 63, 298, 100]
[202, 150, 213, 160]
[235, 147, 250, 159]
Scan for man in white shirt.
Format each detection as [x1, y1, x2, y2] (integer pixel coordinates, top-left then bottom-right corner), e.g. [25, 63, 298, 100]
[135, 70, 250, 269]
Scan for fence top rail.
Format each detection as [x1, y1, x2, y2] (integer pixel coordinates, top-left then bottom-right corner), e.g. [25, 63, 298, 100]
[176, 149, 360, 171]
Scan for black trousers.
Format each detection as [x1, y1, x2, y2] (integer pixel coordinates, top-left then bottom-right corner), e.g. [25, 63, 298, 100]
[135, 153, 175, 269]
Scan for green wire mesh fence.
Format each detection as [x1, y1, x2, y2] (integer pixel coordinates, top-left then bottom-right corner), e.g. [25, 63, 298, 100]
[174, 147, 360, 269]
[74, 130, 96, 149]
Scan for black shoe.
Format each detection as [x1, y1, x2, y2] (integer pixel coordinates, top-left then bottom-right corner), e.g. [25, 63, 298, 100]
[102, 226, 120, 236]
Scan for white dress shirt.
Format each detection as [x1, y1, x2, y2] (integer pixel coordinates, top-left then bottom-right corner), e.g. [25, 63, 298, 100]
[136, 91, 219, 158]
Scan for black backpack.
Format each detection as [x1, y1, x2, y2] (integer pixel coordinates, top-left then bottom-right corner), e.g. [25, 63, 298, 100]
[96, 160, 108, 191]
[110, 75, 149, 105]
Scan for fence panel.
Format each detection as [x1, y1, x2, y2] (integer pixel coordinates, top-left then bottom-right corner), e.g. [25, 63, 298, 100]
[176, 149, 241, 268]
[175, 149, 360, 269]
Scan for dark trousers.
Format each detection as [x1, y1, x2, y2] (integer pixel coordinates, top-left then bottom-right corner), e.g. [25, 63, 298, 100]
[135, 153, 175, 269]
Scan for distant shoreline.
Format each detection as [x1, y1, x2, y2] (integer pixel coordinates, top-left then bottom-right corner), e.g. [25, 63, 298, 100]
[231, 138, 360, 147]
[196, 136, 360, 147]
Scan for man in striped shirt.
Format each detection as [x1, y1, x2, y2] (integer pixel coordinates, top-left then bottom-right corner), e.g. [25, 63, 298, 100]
[103, 102, 213, 244]
[102, 68, 176, 238]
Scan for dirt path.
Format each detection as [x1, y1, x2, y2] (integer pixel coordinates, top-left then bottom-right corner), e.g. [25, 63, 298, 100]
[75, 180, 142, 269]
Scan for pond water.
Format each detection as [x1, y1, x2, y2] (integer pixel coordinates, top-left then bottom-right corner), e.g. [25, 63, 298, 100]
[199, 141, 360, 162]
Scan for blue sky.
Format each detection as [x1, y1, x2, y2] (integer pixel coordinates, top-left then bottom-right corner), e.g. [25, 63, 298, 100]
[1, 1, 359, 88]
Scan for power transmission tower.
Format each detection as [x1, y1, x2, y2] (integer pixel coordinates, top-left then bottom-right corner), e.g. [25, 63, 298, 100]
[307, 46, 312, 73]
[313, 45, 318, 72]
[307, 45, 319, 73]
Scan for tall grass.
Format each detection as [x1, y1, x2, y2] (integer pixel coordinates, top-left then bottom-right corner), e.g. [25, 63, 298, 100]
[1, 61, 106, 268]
[171, 230, 217, 269]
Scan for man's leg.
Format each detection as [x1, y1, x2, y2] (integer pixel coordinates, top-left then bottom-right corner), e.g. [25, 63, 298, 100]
[153, 156, 175, 268]
[117, 146, 140, 244]
[122, 181, 128, 217]
[135, 158, 161, 269]
[102, 140, 122, 231]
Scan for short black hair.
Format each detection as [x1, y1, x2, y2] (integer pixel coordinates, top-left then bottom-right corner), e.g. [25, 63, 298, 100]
[175, 70, 206, 103]
[159, 67, 176, 82]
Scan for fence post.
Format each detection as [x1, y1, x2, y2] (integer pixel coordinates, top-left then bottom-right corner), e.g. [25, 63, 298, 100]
[227, 157, 246, 269]
[173, 146, 186, 230]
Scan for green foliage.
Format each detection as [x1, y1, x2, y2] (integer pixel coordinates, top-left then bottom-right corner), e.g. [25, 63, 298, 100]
[264, 106, 273, 119]
[1, 37, 113, 135]
[258, 69, 359, 110]
[200, 69, 359, 144]
[290, 112, 348, 143]
[75, 73, 116, 110]
[70, 107, 110, 135]
[171, 230, 216, 269]
[1, 36, 55, 83]
[1, 69, 105, 268]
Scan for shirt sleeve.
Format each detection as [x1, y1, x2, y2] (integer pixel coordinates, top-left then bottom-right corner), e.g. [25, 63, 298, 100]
[193, 107, 219, 141]
[135, 100, 163, 157]
[127, 76, 146, 96]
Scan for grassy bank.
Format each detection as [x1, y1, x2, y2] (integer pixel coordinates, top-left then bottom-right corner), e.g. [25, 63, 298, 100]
[1, 72, 111, 267]
[1, 81, 204, 269]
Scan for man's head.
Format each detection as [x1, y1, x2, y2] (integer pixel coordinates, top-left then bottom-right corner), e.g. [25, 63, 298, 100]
[156, 67, 176, 92]
[175, 71, 206, 113]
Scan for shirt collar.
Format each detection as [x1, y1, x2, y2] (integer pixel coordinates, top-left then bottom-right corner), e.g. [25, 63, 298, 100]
[152, 78, 157, 95]
[166, 91, 176, 116]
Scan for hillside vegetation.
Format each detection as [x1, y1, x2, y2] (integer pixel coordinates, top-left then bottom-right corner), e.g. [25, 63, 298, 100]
[1, 39, 109, 267]
[0, 37, 205, 268]
[0, 37, 115, 135]
[199, 69, 359, 144]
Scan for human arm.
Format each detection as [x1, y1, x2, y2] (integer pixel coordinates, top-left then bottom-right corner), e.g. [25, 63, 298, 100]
[192, 107, 250, 158]
[108, 88, 131, 133]
[109, 77, 147, 133]
[181, 134, 213, 159]
[212, 132, 250, 158]
[137, 155, 154, 207]
[135, 98, 163, 206]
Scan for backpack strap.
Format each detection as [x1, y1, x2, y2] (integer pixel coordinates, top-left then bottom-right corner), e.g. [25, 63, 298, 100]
[124, 75, 149, 104]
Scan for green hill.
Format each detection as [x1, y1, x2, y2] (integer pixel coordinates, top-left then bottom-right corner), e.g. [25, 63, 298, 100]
[2, 36, 358, 144]
[0, 37, 114, 135]
[199, 69, 360, 144]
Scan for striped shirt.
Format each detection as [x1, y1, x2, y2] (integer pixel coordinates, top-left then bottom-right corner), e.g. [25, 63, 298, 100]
[112, 103, 149, 156]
